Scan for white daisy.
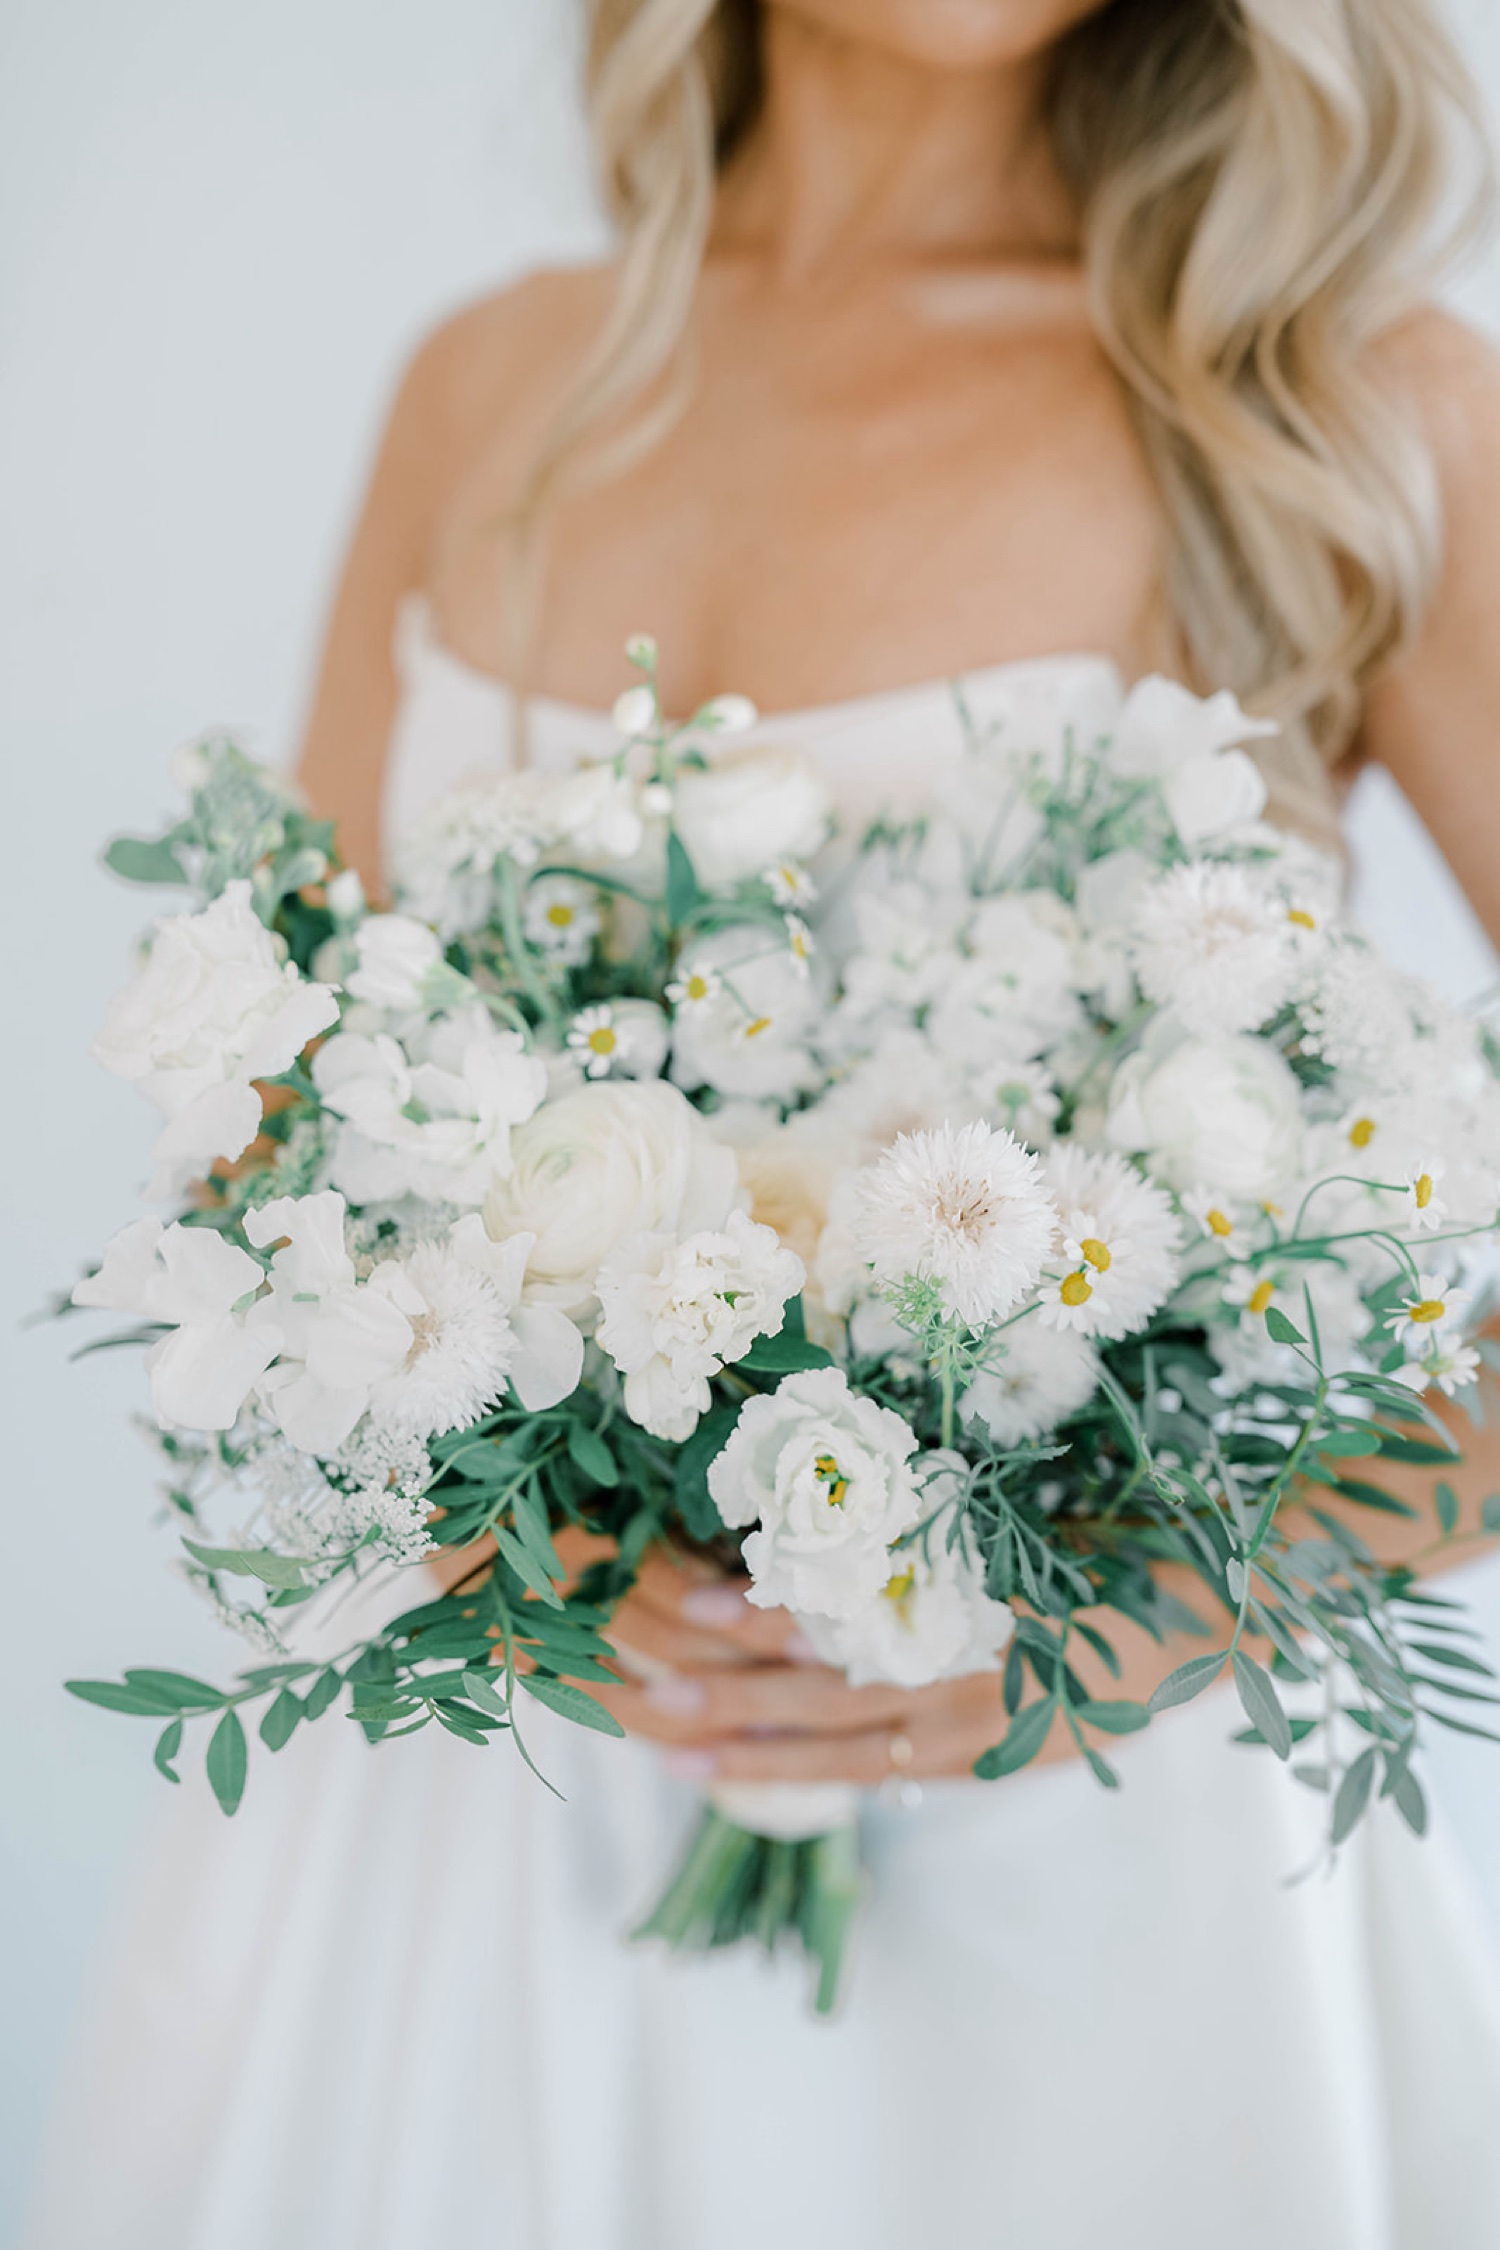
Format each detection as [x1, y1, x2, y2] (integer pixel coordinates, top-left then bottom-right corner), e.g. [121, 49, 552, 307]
[1405, 1157, 1448, 1233]
[852, 1120, 1057, 1329]
[1393, 1337, 1481, 1399]
[1181, 1185, 1253, 1261]
[1037, 1145, 1182, 1341]
[1387, 1272, 1470, 1351]
[524, 874, 602, 966]
[564, 1001, 668, 1083]
[764, 860, 818, 909]
[665, 962, 722, 1010]
[783, 913, 815, 979]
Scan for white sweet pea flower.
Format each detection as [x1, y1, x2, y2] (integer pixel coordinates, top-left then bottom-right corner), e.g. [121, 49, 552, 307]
[314, 1007, 547, 1207]
[91, 881, 340, 1198]
[73, 1216, 279, 1431]
[482, 1079, 742, 1323]
[595, 1210, 805, 1442]
[1111, 675, 1273, 844]
[708, 1368, 923, 1619]
[961, 1316, 1100, 1447]
[345, 914, 450, 1011]
[801, 1461, 1013, 1689]
[243, 1191, 414, 1455]
[671, 744, 833, 890]
[851, 1120, 1057, 1329]
[1129, 861, 1300, 1038]
[1106, 1025, 1304, 1202]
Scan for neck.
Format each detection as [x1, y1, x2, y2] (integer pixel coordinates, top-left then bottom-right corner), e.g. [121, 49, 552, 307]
[712, 12, 1077, 282]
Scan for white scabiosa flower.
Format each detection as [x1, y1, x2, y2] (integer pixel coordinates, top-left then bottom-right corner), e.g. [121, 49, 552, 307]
[73, 1215, 279, 1432]
[1129, 861, 1300, 1038]
[961, 1317, 1101, 1448]
[523, 874, 602, 965]
[669, 923, 820, 1101]
[595, 1210, 805, 1442]
[708, 1368, 922, 1618]
[851, 1120, 1057, 1329]
[1037, 1145, 1182, 1341]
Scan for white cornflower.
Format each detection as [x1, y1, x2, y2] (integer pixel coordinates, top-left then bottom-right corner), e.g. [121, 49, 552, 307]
[1387, 1273, 1470, 1351]
[851, 1120, 1057, 1329]
[764, 860, 817, 909]
[523, 874, 602, 965]
[1129, 861, 1299, 1038]
[364, 1238, 525, 1441]
[595, 1210, 805, 1441]
[708, 1368, 922, 1619]
[961, 1316, 1100, 1447]
[1037, 1145, 1182, 1340]
[1405, 1157, 1448, 1233]
[1300, 945, 1423, 1083]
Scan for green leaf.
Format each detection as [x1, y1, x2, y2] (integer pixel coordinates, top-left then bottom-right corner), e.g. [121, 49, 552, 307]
[153, 1718, 184, 1783]
[302, 1667, 342, 1721]
[673, 1403, 737, 1543]
[1435, 1481, 1460, 1537]
[1232, 1649, 1292, 1761]
[205, 1709, 248, 1815]
[1076, 1700, 1151, 1736]
[665, 830, 702, 924]
[1389, 1764, 1428, 1837]
[182, 1538, 309, 1591]
[566, 1423, 619, 1489]
[1327, 1477, 1416, 1520]
[1312, 1429, 1384, 1459]
[1263, 1307, 1306, 1347]
[66, 1677, 180, 1716]
[738, 1332, 833, 1374]
[1002, 1638, 1025, 1717]
[461, 1668, 513, 1722]
[495, 1528, 565, 1609]
[123, 1668, 225, 1710]
[512, 1481, 564, 1579]
[973, 1697, 1055, 1780]
[1409, 1640, 1495, 1677]
[104, 833, 188, 885]
[519, 1673, 626, 1736]
[259, 1689, 303, 1751]
[1147, 1651, 1226, 1715]
[1081, 1745, 1120, 1790]
[1483, 1494, 1500, 1535]
[1330, 1746, 1377, 1844]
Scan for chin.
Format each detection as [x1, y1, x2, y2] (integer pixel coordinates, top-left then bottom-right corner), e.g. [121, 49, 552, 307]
[768, 0, 1113, 71]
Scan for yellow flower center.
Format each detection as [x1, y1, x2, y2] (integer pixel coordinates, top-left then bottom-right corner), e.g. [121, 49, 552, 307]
[1348, 1116, 1377, 1149]
[1287, 908, 1317, 930]
[744, 1015, 773, 1039]
[587, 1025, 617, 1057]
[546, 902, 574, 928]
[814, 1453, 848, 1506]
[1206, 1207, 1233, 1238]
[1409, 1297, 1446, 1325]
[883, 1567, 916, 1607]
[1247, 1280, 1276, 1316]
[1414, 1172, 1435, 1210]
[1060, 1271, 1093, 1307]
[685, 974, 711, 1002]
[1079, 1236, 1112, 1272]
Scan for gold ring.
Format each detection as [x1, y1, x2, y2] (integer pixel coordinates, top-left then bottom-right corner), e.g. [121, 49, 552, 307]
[887, 1730, 915, 1772]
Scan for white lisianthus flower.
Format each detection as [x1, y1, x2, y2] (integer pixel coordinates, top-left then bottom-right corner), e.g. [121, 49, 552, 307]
[801, 1464, 1013, 1689]
[345, 914, 447, 1011]
[566, 999, 670, 1082]
[523, 873, 602, 965]
[363, 1217, 583, 1439]
[482, 1078, 741, 1322]
[313, 1006, 548, 1207]
[671, 744, 833, 891]
[1105, 1026, 1304, 1202]
[73, 1215, 279, 1431]
[243, 1191, 415, 1454]
[595, 1210, 805, 1441]
[851, 1120, 1057, 1329]
[708, 1368, 923, 1618]
[961, 1316, 1101, 1447]
[669, 923, 820, 1101]
[1037, 1145, 1182, 1341]
[1129, 861, 1301, 1038]
[1111, 675, 1274, 844]
[91, 881, 340, 1198]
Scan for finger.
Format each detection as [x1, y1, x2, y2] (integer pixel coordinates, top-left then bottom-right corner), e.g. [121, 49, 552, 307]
[606, 1603, 763, 1677]
[631, 1561, 807, 1662]
[692, 1699, 1019, 1784]
[597, 1664, 990, 1746]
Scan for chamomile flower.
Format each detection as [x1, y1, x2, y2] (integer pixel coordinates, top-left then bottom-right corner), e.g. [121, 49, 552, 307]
[1181, 1186, 1253, 1261]
[568, 1004, 625, 1079]
[764, 860, 818, 909]
[523, 874, 602, 966]
[1223, 1263, 1281, 1325]
[852, 1120, 1057, 1329]
[566, 1000, 669, 1082]
[1405, 1157, 1448, 1233]
[1387, 1273, 1470, 1350]
[665, 963, 722, 1011]
[1393, 1336, 1482, 1399]
[784, 913, 815, 979]
[1037, 1145, 1182, 1340]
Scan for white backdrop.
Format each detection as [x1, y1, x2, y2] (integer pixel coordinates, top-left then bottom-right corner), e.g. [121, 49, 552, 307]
[2, 2, 1499, 2235]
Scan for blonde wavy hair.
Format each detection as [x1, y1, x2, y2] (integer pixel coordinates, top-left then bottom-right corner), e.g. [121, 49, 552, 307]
[517, 0, 1492, 822]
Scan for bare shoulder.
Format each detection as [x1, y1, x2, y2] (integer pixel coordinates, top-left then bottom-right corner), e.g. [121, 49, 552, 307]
[1372, 304, 1500, 484]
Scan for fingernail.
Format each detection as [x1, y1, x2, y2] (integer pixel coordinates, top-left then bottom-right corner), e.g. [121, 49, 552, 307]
[785, 1630, 823, 1666]
[682, 1585, 750, 1626]
[645, 1674, 707, 1716]
[662, 1748, 717, 1781]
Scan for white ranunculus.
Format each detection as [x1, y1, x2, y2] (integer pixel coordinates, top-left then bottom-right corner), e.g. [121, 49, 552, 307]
[243, 1191, 415, 1454]
[314, 1006, 547, 1207]
[1111, 676, 1274, 844]
[91, 881, 340, 1198]
[708, 1367, 923, 1619]
[595, 1209, 805, 1441]
[669, 922, 820, 1102]
[73, 1215, 280, 1431]
[482, 1079, 742, 1323]
[801, 1460, 1013, 1688]
[671, 744, 833, 891]
[344, 914, 446, 1011]
[1105, 1026, 1304, 1201]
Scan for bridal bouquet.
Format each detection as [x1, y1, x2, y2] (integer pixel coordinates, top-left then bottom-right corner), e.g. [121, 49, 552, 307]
[66, 642, 1500, 2010]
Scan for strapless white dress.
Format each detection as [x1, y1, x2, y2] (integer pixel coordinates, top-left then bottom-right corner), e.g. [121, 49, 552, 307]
[24, 603, 1500, 2250]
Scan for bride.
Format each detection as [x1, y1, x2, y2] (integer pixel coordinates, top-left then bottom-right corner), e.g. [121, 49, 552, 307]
[27, 2, 1500, 2245]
